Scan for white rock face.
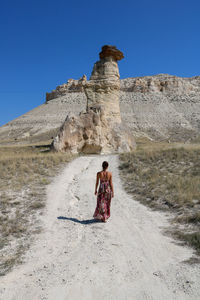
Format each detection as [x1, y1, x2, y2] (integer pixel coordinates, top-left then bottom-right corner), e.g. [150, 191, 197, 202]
[90, 56, 120, 80]
[53, 108, 135, 154]
[120, 75, 200, 141]
[46, 75, 87, 102]
[84, 46, 123, 124]
[52, 45, 135, 153]
[0, 71, 200, 144]
[0, 94, 87, 144]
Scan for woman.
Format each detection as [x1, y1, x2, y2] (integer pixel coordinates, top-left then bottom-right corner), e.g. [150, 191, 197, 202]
[93, 161, 114, 222]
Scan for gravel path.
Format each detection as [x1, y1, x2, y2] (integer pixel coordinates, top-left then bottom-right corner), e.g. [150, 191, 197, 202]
[0, 155, 200, 300]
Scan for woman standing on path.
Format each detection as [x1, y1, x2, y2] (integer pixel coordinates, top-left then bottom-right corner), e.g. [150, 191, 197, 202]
[93, 161, 114, 222]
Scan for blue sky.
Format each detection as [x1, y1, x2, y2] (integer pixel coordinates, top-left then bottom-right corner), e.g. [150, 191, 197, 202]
[0, 0, 200, 126]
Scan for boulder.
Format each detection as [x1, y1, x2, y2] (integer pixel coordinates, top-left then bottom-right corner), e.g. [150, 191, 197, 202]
[53, 106, 135, 153]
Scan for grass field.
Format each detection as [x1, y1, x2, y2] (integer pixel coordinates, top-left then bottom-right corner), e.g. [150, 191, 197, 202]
[0, 144, 73, 276]
[119, 138, 200, 257]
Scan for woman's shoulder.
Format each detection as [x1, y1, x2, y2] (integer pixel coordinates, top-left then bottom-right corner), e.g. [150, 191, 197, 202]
[102, 171, 112, 175]
[97, 170, 112, 176]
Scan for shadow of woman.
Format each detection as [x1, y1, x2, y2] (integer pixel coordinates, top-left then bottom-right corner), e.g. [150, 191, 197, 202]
[57, 216, 102, 225]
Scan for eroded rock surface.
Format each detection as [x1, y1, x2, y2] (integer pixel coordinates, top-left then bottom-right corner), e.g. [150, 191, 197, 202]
[0, 54, 200, 144]
[52, 45, 135, 153]
[53, 107, 135, 153]
[120, 74, 200, 141]
[83, 45, 123, 124]
[46, 75, 87, 102]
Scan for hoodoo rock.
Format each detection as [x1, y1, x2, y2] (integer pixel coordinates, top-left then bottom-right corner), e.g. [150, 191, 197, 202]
[83, 45, 123, 124]
[52, 45, 135, 153]
[99, 45, 124, 61]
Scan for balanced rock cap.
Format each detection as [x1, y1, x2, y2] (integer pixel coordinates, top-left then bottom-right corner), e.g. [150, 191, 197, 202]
[99, 45, 124, 61]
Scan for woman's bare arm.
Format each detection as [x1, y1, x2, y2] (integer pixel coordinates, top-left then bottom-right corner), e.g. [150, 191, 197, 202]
[95, 172, 100, 195]
[109, 173, 114, 198]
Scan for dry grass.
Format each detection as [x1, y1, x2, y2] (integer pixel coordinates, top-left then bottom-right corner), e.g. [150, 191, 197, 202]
[0, 145, 73, 276]
[119, 138, 200, 256]
[0, 127, 60, 146]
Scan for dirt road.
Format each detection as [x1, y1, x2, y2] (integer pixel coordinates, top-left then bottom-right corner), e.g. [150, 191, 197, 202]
[0, 155, 200, 300]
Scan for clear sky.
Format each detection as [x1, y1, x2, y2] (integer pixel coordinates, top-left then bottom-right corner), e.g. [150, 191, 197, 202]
[0, 0, 200, 126]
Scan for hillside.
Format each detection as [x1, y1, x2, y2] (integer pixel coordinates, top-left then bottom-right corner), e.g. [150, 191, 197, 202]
[0, 74, 200, 145]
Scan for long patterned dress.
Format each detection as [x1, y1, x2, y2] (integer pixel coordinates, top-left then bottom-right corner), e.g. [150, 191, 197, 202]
[93, 176, 112, 222]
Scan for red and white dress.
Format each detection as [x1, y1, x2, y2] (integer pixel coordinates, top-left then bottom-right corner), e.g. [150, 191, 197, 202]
[93, 173, 112, 222]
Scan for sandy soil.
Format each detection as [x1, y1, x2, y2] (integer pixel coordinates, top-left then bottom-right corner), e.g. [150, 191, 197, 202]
[0, 155, 200, 300]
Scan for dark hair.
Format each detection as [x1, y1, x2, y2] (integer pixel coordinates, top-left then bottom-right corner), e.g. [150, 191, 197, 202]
[102, 161, 109, 170]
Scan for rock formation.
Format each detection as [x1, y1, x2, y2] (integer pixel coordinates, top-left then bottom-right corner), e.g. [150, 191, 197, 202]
[46, 75, 87, 102]
[0, 66, 200, 145]
[53, 110, 135, 154]
[52, 45, 135, 153]
[83, 45, 123, 124]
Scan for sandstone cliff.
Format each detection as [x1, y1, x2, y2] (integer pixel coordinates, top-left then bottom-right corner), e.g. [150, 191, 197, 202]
[120, 74, 200, 141]
[45, 74, 200, 143]
[0, 72, 199, 145]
